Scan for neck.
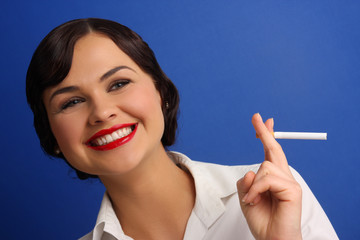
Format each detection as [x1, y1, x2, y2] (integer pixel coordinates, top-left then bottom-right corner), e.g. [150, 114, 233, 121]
[99, 149, 196, 240]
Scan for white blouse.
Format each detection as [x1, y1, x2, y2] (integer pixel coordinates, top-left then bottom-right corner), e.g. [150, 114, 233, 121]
[79, 151, 338, 240]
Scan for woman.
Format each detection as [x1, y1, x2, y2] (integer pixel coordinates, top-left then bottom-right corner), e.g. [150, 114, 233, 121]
[26, 18, 338, 239]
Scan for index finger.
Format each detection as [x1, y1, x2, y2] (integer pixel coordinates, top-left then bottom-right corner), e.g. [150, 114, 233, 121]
[252, 113, 289, 169]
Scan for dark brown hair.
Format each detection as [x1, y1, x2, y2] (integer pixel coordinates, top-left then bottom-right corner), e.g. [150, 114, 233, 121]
[26, 18, 179, 180]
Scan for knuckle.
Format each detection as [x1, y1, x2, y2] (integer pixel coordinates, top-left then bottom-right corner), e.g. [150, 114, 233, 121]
[261, 160, 271, 168]
[263, 174, 273, 182]
[260, 161, 271, 175]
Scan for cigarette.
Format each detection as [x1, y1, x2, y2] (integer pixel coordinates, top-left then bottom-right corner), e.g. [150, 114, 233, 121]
[256, 132, 327, 140]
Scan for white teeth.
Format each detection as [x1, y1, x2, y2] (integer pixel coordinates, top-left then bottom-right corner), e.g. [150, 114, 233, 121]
[120, 130, 124, 136]
[111, 131, 119, 140]
[105, 135, 113, 143]
[117, 130, 124, 138]
[91, 126, 133, 146]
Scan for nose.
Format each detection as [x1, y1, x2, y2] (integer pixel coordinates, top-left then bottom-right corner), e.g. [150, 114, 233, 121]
[88, 97, 117, 125]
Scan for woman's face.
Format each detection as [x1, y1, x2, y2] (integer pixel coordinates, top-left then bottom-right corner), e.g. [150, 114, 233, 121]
[43, 33, 165, 177]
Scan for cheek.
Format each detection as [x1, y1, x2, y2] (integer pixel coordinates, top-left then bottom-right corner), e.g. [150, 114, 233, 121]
[49, 115, 84, 149]
[123, 86, 164, 129]
[140, 88, 162, 118]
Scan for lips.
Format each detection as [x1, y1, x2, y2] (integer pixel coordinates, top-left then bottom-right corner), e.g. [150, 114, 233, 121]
[86, 123, 138, 151]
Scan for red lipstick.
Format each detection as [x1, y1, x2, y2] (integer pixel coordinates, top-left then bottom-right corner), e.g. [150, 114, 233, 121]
[86, 123, 138, 151]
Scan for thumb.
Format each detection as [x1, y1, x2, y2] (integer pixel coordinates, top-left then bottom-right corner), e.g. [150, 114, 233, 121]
[237, 171, 256, 205]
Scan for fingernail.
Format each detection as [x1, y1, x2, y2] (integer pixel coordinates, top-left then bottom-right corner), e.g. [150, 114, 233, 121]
[242, 193, 248, 203]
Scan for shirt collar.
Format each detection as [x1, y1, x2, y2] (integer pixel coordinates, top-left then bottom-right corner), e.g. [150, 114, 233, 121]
[92, 193, 130, 239]
[91, 151, 238, 238]
[167, 151, 238, 228]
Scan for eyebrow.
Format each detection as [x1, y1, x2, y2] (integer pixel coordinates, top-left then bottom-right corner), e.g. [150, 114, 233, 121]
[49, 66, 135, 103]
[100, 65, 135, 81]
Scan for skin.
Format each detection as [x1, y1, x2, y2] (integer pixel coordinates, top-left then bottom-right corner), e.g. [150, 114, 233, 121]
[237, 113, 303, 240]
[43, 33, 195, 240]
[43, 33, 302, 239]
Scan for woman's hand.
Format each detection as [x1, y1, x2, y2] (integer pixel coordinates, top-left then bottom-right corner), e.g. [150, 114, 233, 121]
[237, 113, 302, 240]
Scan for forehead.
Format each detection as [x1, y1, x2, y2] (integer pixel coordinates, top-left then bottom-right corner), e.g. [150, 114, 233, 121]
[70, 33, 141, 74]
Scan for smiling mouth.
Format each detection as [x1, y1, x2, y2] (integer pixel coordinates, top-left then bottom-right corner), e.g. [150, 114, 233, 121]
[86, 123, 137, 151]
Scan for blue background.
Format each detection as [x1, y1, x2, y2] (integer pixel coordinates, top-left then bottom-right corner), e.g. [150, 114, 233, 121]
[1, 0, 359, 239]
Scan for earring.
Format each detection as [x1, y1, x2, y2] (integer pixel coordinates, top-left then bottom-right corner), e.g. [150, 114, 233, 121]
[165, 101, 169, 109]
[55, 147, 61, 155]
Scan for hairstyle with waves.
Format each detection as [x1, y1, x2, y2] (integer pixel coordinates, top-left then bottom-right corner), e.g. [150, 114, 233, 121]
[26, 18, 180, 180]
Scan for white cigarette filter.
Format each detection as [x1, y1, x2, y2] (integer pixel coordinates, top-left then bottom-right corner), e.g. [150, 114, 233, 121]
[273, 132, 327, 140]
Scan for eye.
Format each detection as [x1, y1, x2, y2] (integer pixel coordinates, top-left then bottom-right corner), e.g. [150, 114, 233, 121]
[108, 80, 130, 92]
[61, 97, 84, 110]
